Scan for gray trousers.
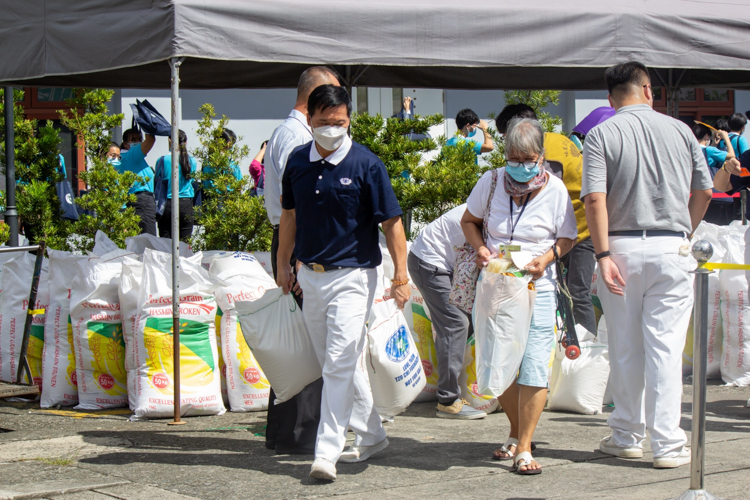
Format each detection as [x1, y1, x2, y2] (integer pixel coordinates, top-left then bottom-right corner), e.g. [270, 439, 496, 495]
[408, 251, 470, 406]
[561, 236, 597, 334]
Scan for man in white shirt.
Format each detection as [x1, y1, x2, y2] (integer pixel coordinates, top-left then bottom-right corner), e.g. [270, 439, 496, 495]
[265, 66, 341, 278]
[263, 66, 340, 456]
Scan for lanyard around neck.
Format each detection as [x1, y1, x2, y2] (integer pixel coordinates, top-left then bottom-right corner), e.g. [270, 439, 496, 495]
[509, 194, 531, 243]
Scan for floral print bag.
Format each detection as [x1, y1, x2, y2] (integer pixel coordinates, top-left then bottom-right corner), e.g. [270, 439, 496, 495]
[449, 169, 498, 314]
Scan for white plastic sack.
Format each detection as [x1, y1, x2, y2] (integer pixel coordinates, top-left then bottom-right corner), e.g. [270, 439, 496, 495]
[41, 250, 87, 407]
[236, 287, 321, 404]
[125, 249, 225, 419]
[459, 336, 499, 413]
[0, 252, 49, 388]
[366, 299, 426, 417]
[250, 251, 274, 278]
[549, 327, 610, 415]
[212, 252, 275, 412]
[125, 234, 193, 257]
[71, 254, 128, 409]
[91, 230, 120, 256]
[473, 269, 536, 397]
[719, 230, 750, 386]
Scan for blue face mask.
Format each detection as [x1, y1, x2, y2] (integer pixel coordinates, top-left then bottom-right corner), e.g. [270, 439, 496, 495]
[107, 158, 121, 168]
[505, 158, 540, 182]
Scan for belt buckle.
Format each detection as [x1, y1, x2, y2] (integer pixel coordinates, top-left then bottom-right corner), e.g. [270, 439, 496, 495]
[312, 263, 325, 273]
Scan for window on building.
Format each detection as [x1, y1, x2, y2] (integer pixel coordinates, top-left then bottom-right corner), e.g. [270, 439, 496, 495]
[653, 87, 735, 128]
[356, 87, 368, 114]
[392, 88, 403, 116]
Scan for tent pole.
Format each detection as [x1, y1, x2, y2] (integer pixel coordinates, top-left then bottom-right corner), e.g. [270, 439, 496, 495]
[4, 87, 18, 246]
[168, 57, 186, 426]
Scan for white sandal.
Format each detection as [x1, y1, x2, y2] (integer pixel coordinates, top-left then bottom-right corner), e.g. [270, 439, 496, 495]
[492, 437, 518, 461]
[513, 451, 542, 475]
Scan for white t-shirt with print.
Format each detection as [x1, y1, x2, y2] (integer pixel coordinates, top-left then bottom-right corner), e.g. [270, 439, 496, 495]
[466, 168, 578, 292]
[410, 204, 467, 272]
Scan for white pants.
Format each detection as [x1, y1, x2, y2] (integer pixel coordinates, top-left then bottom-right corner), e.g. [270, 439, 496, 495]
[598, 235, 692, 458]
[297, 266, 386, 463]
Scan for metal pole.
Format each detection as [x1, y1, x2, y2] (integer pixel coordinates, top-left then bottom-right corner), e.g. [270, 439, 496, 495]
[168, 57, 186, 426]
[4, 87, 18, 246]
[15, 241, 45, 385]
[670, 240, 723, 500]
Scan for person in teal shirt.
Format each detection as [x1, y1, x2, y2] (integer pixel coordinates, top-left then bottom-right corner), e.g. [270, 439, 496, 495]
[442, 108, 495, 161]
[693, 123, 738, 225]
[156, 130, 197, 240]
[201, 128, 243, 196]
[114, 131, 156, 236]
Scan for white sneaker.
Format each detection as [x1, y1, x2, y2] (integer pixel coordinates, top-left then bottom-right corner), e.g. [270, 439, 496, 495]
[599, 436, 643, 459]
[338, 437, 389, 463]
[309, 457, 337, 481]
[654, 447, 691, 469]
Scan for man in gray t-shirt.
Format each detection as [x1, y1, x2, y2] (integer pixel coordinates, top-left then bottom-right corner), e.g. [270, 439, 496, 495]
[581, 61, 712, 469]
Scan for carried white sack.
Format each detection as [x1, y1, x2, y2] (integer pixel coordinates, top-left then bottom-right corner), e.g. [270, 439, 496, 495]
[211, 252, 275, 412]
[473, 269, 536, 397]
[549, 326, 610, 415]
[236, 288, 321, 404]
[366, 299, 426, 417]
[719, 229, 750, 386]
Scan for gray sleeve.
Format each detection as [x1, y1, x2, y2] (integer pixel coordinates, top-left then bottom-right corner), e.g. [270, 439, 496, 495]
[580, 128, 608, 199]
[688, 134, 714, 191]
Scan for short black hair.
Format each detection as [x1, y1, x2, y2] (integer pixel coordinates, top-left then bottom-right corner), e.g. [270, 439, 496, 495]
[308, 84, 352, 117]
[714, 118, 730, 132]
[222, 128, 236, 146]
[729, 112, 748, 132]
[455, 109, 480, 130]
[692, 123, 711, 142]
[605, 61, 650, 96]
[121, 128, 143, 148]
[496, 104, 538, 134]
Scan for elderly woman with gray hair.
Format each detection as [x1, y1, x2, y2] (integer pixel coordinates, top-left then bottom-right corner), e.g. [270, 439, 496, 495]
[461, 118, 578, 475]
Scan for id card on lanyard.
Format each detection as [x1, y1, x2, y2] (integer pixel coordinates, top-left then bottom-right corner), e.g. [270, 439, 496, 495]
[498, 194, 530, 257]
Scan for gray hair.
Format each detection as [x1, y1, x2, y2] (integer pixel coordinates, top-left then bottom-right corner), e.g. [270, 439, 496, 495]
[505, 118, 545, 158]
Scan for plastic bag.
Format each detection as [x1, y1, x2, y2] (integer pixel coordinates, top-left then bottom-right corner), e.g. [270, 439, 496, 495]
[71, 253, 129, 409]
[125, 249, 226, 419]
[366, 299, 426, 417]
[125, 234, 193, 257]
[236, 287, 321, 404]
[473, 269, 536, 397]
[719, 229, 750, 386]
[212, 252, 275, 412]
[549, 327, 610, 414]
[41, 250, 87, 407]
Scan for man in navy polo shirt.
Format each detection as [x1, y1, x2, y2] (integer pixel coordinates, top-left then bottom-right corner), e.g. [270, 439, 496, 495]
[277, 85, 410, 482]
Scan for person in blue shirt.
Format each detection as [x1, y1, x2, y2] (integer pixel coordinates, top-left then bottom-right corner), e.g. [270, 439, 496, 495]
[693, 123, 738, 225]
[443, 108, 494, 159]
[156, 130, 197, 240]
[278, 85, 409, 482]
[201, 128, 243, 197]
[115, 130, 157, 236]
[718, 113, 749, 157]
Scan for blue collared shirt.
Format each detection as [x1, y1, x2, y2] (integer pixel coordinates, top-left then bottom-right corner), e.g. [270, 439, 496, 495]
[282, 136, 402, 268]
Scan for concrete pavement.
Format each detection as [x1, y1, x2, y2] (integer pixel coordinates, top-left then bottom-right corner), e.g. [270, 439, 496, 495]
[1, 380, 748, 500]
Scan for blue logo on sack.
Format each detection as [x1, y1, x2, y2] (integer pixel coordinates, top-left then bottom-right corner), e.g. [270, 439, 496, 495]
[385, 326, 410, 362]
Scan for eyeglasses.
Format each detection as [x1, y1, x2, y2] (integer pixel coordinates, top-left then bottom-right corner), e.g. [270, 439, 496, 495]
[505, 158, 540, 169]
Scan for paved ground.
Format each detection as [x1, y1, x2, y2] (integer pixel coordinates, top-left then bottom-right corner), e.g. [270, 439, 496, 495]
[1, 380, 748, 500]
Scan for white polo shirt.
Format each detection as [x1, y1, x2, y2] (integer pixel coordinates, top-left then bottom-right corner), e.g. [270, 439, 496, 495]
[264, 109, 313, 226]
[410, 204, 467, 272]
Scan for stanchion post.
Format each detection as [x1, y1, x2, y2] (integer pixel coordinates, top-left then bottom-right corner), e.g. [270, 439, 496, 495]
[168, 57, 186, 426]
[669, 240, 724, 500]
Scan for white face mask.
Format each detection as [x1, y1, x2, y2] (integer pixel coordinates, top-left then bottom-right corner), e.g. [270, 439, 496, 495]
[312, 125, 348, 151]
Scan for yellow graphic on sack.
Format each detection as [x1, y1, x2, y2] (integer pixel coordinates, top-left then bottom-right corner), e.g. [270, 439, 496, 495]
[27, 323, 45, 391]
[411, 304, 438, 387]
[66, 317, 77, 388]
[235, 320, 269, 389]
[86, 321, 127, 396]
[465, 336, 496, 405]
[143, 317, 215, 395]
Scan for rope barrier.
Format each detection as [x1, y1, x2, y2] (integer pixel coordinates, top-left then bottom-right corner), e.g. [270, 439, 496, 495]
[699, 262, 750, 271]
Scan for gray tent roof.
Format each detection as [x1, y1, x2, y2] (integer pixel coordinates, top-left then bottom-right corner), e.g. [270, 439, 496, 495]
[2, 0, 750, 90]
